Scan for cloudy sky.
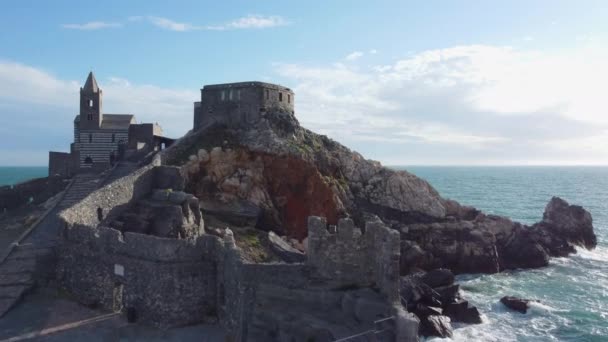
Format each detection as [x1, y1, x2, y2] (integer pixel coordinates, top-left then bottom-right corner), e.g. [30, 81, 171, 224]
[1, 0, 607, 166]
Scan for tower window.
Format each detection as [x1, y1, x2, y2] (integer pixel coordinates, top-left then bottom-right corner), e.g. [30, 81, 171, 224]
[265, 89, 269, 100]
[229, 89, 233, 101]
[89, 134, 93, 143]
[88, 99, 94, 108]
[237, 89, 241, 100]
[279, 92, 283, 102]
[287, 94, 291, 104]
[220, 90, 225, 101]
[112, 134, 115, 143]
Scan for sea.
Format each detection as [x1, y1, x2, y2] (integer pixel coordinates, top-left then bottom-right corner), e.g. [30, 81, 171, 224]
[1, 166, 606, 341]
[0, 167, 47, 187]
[401, 166, 608, 342]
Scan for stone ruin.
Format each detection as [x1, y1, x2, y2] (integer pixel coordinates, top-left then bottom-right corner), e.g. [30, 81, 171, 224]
[55, 151, 419, 340]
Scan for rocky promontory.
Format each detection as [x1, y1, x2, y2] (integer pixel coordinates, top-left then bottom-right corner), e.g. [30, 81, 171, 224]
[164, 109, 596, 277]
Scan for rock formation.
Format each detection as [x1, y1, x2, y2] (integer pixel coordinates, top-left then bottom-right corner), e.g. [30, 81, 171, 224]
[165, 108, 596, 277]
[500, 296, 539, 314]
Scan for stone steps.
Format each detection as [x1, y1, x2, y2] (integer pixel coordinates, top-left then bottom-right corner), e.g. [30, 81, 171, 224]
[0, 162, 144, 318]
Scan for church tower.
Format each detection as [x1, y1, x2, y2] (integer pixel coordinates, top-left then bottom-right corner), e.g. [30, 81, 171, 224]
[79, 71, 103, 130]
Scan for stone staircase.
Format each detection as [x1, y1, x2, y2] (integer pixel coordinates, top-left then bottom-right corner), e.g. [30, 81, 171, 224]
[0, 168, 126, 318]
[58, 173, 104, 210]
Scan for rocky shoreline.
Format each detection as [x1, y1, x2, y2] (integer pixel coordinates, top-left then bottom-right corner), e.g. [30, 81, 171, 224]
[161, 109, 598, 338]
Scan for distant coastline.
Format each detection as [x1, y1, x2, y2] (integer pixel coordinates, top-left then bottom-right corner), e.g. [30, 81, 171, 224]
[0, 166, 47, 186]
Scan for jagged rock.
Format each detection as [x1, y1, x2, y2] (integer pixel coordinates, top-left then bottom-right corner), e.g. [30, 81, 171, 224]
[174, 108, 596, 274]
[151, 189, 170, 201]
[501, 296, 537, 314]
[200, 199, 261, 227]
[433, 284, 461, 304]
[268, 231, 305, 263]
[419, 315, 453, 338]
[420, 268, 454, 288]
[168, 191, 191, 204]
[413, 303, 443, 319]
[443, 300, 482, 324]
[400, 276, 442, 310]
[531, 197, 597, 256]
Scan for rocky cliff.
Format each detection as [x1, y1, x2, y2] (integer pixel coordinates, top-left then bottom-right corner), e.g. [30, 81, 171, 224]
[165, 109, 596, 275]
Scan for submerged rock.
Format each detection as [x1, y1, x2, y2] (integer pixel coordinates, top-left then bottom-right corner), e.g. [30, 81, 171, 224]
[500, 296, 538, 314]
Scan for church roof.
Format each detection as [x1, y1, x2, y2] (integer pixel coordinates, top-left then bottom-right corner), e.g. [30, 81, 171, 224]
[100, 114, 135, 130]
[83, 71, 100, 93]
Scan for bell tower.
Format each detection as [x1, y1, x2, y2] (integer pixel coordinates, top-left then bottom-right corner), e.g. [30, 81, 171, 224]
[79, 71, 103, 130]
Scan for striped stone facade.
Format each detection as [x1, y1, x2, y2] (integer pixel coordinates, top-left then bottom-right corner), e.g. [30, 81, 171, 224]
[49, 72, 142, 176]
[74, 129, 129, 169]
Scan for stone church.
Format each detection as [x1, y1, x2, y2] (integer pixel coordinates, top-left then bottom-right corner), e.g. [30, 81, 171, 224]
[49, 72, 168, 177]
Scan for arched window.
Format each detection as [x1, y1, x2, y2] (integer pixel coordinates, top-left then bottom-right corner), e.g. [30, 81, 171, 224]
[89, 134, 93, 143]
[84, 156, 93, 164]
[279, 92, 283, 102]
[88, 99, 94, 108]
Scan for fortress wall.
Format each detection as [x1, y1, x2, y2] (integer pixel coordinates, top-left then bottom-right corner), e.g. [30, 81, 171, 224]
[194, 82, 295, 130]
[58, 158, 189, 229]
[307, 216, 401, 302]
[57, 225, 223, 327]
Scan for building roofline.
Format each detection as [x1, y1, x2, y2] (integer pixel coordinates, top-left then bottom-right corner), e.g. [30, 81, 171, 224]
[201, 81, 292, 92]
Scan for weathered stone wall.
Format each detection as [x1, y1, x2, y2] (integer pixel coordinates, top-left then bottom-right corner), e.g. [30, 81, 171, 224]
[307, 216, 401, 303]
[59, 157, 162, 227]
[0, 176, 68, 211]
[48, 151, 75, 178]
[57, 224, 222, 327]
[193, 82, 295, 130]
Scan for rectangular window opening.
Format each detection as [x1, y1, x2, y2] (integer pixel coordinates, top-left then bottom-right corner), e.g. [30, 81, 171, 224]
[279, 92, 283, 102]
[88, 99, 94, 108]
[287, 94, 291, 103]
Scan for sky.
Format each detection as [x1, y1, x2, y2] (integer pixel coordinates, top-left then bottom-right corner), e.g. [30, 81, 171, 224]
[1, 0, 608, 166]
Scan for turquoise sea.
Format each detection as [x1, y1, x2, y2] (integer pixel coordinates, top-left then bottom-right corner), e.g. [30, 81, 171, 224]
[402, 166, 608, 342]
[1, 166, 606, 340]
[0, 167, 47, 186]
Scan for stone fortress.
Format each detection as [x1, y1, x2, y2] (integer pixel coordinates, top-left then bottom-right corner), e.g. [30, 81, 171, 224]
[48, 72, 172, 178]
[193, 81, 294, 129]
[48, 79, 419, 341]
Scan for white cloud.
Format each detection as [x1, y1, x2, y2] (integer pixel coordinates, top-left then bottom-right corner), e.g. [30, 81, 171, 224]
[147, 16, 200, 32]
[62, 21, 122, 30]
[0, 60, 196, 139]
[146, 15, 289, 31]
[369, 49, 378, 54]
[345, 51, 364, 61]
[275, 44, 608, 164]
[213, 15, 289, 30]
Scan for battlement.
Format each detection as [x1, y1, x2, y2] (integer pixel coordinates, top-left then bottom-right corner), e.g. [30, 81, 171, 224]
[307, 217, 401, 302]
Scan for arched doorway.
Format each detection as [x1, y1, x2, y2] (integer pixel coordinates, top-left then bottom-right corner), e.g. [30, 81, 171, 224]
[84, 156, 93, 164]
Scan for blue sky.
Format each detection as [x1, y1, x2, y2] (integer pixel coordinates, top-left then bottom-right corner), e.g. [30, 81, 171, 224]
[1, 0, 608, 165]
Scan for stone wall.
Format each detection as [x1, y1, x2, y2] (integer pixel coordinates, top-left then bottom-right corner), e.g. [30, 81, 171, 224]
[307, 216, 401, 303]
[193, 82, 295, 130]
[57, 224, 222, 327]
[59, 157, 163, 228]
[48, 151, 76, 178]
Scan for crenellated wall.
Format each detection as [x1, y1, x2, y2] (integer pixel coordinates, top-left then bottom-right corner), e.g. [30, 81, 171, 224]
[307, 216, 401, 303]
[57, 224, 222, 327]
